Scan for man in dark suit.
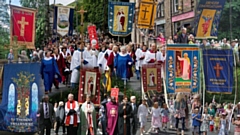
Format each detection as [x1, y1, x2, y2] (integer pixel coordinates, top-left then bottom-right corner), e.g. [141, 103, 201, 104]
[177, 27, 189, 43]
[130, 96, 138, 135]
[38, 95, 55, 135]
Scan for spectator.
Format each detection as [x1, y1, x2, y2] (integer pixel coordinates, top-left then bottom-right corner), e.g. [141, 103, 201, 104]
[177, 27, 188, 43]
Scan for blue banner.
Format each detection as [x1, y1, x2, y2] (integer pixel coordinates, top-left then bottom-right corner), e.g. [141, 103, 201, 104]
[194, 0, 226, 39]
[53, 6, 74, 37]
[166, 44, 200, 93]
[0, 63, 42, 132]
[203, 50, 234, 93]
[108, 2, 135, 36]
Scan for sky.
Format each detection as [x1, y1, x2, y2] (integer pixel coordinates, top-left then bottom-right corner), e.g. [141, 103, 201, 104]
[9, 0, 75, 6]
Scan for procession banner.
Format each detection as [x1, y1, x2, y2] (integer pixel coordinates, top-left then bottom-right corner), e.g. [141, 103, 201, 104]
[142, 64, 162, 93]
[194, 0, 226, 39]
[53, 5, 74, 37]
[0, 63, 41, 132]
[166, 44, 200, 93]
[88, 25, 99, 49]
[203, 49, 233, 93]
[10, 5, 36, 49]
[108, 2, 135, 36]
[111, 88, 119, 103]
[137, 0, 157, 29]
[78, 69, 101, 106]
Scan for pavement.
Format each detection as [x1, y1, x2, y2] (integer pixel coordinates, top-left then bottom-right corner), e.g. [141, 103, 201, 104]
[0, 75, 237, 135]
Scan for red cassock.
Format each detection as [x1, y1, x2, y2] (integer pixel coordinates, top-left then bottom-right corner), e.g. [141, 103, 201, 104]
[107, 52, 117, 72]
[55, 54, 66, 80]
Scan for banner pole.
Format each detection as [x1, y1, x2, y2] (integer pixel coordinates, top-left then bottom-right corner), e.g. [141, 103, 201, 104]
[201, 49, 205, 112]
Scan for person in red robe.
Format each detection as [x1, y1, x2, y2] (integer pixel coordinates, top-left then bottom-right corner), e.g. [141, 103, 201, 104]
[106, 97, 119, 135]
[202, 15, 212, 35]
[53, 47, 65, 89]
[107, 45, 118, 75]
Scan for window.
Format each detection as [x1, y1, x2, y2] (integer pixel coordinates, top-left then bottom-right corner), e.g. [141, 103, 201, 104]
[157, 2, 164, 18]
[157, 24, 165, 36]
[173, 0, 179, 13]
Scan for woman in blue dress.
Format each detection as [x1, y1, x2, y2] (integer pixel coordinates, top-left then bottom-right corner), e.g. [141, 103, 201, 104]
[40, 50, 61, 94]
[114, 46, 132, 80]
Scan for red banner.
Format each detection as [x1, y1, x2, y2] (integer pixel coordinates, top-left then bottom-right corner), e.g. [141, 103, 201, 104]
[111, 88, 119, 103]
[142, 63, 162, 93]
[87, 25, 99, 49]
[10, 5, 36, 49]
[78, 69, 101, 106]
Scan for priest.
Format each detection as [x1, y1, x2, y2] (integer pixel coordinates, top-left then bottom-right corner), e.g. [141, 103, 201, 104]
[64, 94, 80, 135]
[118, 96, 132, 135]
[79, 95, 97, 135]
[114, 46, 133, 80]
[144, 43, 163, 64]
[106, 97, 119, 135]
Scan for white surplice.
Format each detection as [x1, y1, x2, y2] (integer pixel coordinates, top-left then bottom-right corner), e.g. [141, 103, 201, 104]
[135, 48, 146, 70]
[98, 51, 108, 73]
[144, 50, 163, 64]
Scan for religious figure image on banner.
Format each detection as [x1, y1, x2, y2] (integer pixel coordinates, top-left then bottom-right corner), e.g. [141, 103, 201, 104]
[148, 71, 155, 86]
[196, 9, 216, 37]
[146, 68, 157, 87]
[202, 15, 212, 36]
[113, 6, 128, 32]
[84, 71, 97, 95]
[176, 52, 191, 81]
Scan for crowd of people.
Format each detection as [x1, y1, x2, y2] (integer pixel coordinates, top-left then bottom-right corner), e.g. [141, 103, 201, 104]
[5, 27, 240, 135]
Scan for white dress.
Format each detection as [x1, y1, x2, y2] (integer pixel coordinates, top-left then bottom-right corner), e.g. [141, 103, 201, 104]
[137, 104, 148, 127]
[151, 107, 162, 128]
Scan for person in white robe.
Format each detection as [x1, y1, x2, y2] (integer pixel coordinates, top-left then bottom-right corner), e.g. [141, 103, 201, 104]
[98, 46, 108, 73]
[83, 44, 94, 69]
[91, 44, 99, 69]
[70, 43, 93, 87]
[177, 53, 191, 80]
[135, 44, 147, 80]
[144, 43, 163, 64]
[137, 98, 148, 135]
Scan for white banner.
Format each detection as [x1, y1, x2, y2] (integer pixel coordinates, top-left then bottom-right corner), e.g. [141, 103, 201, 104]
[57, 7, 70, 36]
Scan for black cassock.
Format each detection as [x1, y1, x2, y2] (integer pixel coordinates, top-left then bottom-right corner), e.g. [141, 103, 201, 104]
[118, 103, 132, 135]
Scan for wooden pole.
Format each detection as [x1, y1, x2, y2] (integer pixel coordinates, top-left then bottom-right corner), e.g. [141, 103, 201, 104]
[124, 79, 126, 135]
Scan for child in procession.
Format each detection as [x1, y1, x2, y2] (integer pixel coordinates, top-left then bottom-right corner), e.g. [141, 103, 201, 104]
[209, 115, 214, 132]
[233, 115, 240, 135]
[200, 108, 210, 135]
[151, 102, 162, 133]
[161, 103, 170, 130]
[214, 112, 220, 133]
[218, 112, 229, 135]
[192, 108, 201, 135]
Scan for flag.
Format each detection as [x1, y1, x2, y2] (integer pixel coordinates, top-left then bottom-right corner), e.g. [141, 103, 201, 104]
[53, 5, 74, 37]
[166, 44, 200, 93]
[108, 2, 135, 36]
[88, 25, 99, 49]
[203, 49, 234, 93]
[10, 5, 37, 49]
[141, 63, 162, 93]
[0, 63, 41, 132]
[137, 0, 157, 29]
[102, 69, 111, 92]
[194, 0, 226, 39]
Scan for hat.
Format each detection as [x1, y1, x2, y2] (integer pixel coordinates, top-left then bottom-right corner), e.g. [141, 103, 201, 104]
[231, 39, 238, 43]
[222, 112, 227, 116]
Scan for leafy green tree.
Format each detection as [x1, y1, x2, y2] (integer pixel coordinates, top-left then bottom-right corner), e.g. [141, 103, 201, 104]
[218, 0, 240, 40]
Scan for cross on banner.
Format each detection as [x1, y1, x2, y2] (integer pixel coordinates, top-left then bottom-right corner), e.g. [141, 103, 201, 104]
[17, 17, 29, 37]
[77, 6, 87, 43]
[141, 7, 149, 20]
[214, 63, 223, 77]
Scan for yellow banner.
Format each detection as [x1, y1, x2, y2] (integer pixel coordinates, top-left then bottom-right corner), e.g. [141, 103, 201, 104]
[137, 0, 156, 29]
